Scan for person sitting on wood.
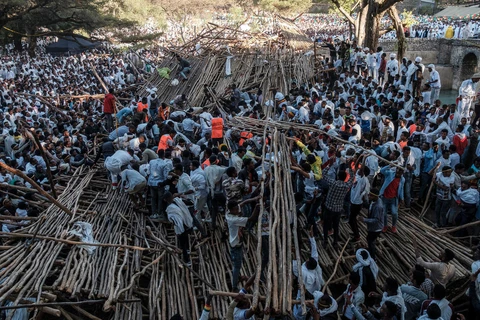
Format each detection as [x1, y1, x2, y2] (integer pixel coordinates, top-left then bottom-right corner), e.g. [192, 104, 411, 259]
[177, 55, 191, 81]
[415, 241, 456, 288]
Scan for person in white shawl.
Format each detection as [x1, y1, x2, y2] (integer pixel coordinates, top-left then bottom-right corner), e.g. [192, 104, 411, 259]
[353, 249, 379, 301]
[293, 291, 338, 320]
[293, 228, 324, 296]
[370, 277, 407, 320]
[458, 73, 480, 119]
[165, 192, 193, 264]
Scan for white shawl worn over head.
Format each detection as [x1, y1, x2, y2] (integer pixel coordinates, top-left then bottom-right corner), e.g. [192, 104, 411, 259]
[166, 198, 193, 234]
[313, 291, 338, 317]
[352, 249, 379, 288]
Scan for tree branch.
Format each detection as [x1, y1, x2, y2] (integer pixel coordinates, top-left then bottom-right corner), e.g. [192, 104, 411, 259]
[378, 0, 402, 14]
[379, 27, 392, 36]
[330, 0, 356, 25]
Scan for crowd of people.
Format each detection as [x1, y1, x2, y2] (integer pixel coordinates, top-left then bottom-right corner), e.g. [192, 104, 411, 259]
[1, 14, 480, 319]
[297, 14, 480, 42]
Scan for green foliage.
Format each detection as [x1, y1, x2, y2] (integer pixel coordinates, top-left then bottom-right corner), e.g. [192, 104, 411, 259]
[328, 0, 356, 15]
[105, 0, 165, 29]
[400, 9, 416, 27]
[0, 0, 134, 37]
[258, 0, 312, 13]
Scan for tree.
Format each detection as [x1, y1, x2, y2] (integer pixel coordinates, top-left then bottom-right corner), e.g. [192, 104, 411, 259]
[0, 0, 150, 51]
[330, 0, 402, 51]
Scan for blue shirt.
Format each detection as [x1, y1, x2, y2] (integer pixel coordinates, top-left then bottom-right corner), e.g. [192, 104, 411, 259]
[379, 166, 405, 200]
[423, 149, 436, 173]
[148, 158, 173, 186]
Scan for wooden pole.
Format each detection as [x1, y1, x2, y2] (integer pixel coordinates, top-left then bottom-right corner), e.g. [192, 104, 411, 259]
[0, 162, 72, 215]
[322, 239, 350, 293]
[0, 299, 141, 310]
[0, 232, 162, 252]
[419, 168, 438, 219]
[439, 220, 480, 234]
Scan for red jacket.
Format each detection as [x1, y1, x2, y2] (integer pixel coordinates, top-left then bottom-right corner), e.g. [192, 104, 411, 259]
[104, 93, 116, 114]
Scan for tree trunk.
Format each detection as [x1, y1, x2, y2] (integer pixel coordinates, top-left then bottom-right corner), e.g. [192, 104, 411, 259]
[388, 6, 406, 62]
[364, 1, 381, 52]
[355, 4, 369, 46]
[13, 35, 22, 51]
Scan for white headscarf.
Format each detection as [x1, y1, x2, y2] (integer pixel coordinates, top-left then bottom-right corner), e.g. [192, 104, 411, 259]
[352, 249, 379, 287]
[313, 291, 338, 317]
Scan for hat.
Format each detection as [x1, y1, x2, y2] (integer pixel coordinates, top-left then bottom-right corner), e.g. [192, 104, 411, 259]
[472, 73, 480, 79]
[415, 57, 422, 63]
[427, 64, 435, 69]
[364, 47, 369, 51]
[390, 53, 396, 58]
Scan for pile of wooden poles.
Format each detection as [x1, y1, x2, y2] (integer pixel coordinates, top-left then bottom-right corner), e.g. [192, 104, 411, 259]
[136, 50, 315, 113]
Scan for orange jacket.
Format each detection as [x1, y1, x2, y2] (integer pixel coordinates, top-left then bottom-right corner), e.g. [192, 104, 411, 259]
[211, 118, 224, 139]
[137, 102, 148, 113]
[239, 132, 253, 147]
[158, 134, 173, 150]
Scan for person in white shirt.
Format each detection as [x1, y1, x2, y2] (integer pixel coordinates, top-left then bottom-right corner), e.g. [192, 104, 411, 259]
[396, 119, 409, 143]
[171, 163, 207, 238]
[189, 160, 209, 219]
[164, 192, 194, 264]
[341, 272, 365, 320]
[199, 108, 213, 137]
[225, 197, 261, 290]
[182, 113, 200, 141]
[427, 117, 454, 141]
[349, 163, 370, 241]
[386, 53, 399, 84]
[458, 73, 480, 119]
[104, 149, 134, 190]
[297, 101, 310, 124]
[292, 228, 324, 296]
[426, 64, 441, 103]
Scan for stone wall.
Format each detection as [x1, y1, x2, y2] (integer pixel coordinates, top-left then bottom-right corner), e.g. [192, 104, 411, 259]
[379, 38, 442, 53]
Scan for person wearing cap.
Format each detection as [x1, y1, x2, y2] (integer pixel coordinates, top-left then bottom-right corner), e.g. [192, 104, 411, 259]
[426, 64, 441, 103]
[459, 72, 480, 121]
[386, 53, 399, 84]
